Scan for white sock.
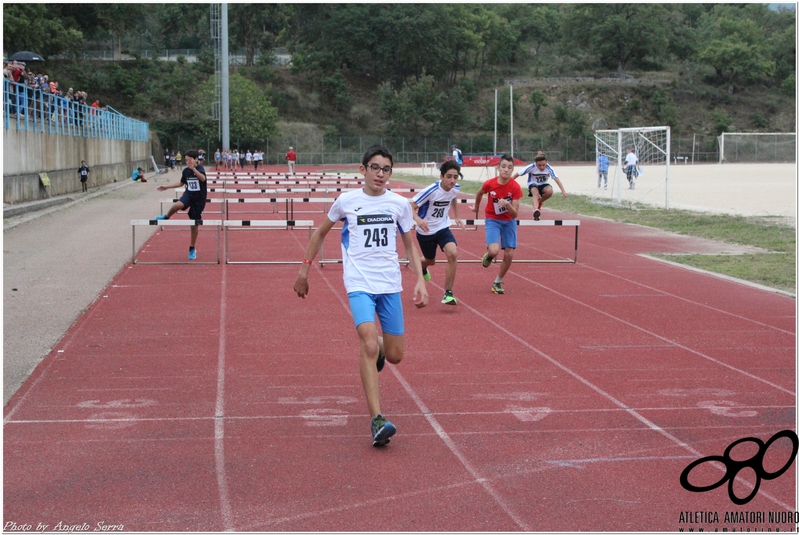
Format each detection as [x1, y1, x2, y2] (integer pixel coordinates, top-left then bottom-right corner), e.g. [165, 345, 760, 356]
[494, 276, 502, 283]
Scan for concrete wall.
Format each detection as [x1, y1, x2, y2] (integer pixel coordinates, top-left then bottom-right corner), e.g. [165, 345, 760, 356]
[3, 126, 156, 203]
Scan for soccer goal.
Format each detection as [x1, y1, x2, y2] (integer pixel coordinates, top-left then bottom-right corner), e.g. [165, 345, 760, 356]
[594, 126, 671, 209]
[718, 133, 796, 164]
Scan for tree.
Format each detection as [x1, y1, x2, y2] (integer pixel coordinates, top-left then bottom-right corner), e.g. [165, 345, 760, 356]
[3, 4, 83, 57]
[698, 14, 776, 86]
[228, 4, 293, 66]
[191, 73, 279, 146]
[94, 5, 146, 59]
[378, 75, 441, 137]
[529, 90, 548, 120]
[562, 4, 673, 76]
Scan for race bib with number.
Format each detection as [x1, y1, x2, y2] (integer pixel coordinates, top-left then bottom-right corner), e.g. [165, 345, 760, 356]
[357, 214, 394, 251]
[492, 196, 510, 215]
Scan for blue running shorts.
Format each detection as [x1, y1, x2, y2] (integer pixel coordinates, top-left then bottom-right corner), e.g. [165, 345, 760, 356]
[348, 291, 404, 335]
[485, 218, 517, 249]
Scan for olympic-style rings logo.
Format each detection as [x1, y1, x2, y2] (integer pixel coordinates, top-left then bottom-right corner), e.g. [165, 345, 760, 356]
[679, 430, 798, 505]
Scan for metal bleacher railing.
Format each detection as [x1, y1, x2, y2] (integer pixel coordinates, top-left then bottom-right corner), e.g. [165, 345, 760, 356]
[3, 78, 148, 142]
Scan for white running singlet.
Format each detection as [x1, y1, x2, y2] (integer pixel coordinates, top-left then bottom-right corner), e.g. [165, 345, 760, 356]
[327, 189, 414, 294]
[411, 181, 460, 236]
[519, 162, 558, 187]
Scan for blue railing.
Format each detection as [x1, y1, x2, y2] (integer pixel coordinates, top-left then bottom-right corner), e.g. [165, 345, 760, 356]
[3, 79, 148, 142]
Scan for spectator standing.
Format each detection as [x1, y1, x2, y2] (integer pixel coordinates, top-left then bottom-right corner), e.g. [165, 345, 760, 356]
[78, 160, 90, 192]
[286, 146, 297, 175]
[176, 150, 182, 169]
[597, 152, 609, 190]
[66, 88, 75, 124]
[170, 151, 176, 169]
[75, 90, 86, 129]
[165, 148, 171, 169]
[214, 148, 221, 171]
[624, 147, 638, 189]
[451, 145, 463, 165]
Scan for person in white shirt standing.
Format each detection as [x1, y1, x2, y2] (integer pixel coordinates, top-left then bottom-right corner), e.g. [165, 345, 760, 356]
[625, 147, 639, 189]
[411, 160, 466, 305]
[294, 145, 428, 447]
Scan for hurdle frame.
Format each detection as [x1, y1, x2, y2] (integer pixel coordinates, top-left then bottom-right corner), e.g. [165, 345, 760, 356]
[131, 219, 222, 265]
[223, 219, 315, 264]
[224, 197, 337, 220]
[317, 219, 581, 265]
[460, 219, 580, 264]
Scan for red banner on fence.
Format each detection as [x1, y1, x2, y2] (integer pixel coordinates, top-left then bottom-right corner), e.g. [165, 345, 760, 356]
[445, 156, 528, 167]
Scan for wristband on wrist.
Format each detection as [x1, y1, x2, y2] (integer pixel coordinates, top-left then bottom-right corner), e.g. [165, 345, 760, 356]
[302, 259, 312, 265]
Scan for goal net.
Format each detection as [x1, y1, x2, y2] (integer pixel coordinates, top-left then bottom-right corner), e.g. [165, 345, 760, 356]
[594, 126, 671, 209]
[718, 133, 796, 163]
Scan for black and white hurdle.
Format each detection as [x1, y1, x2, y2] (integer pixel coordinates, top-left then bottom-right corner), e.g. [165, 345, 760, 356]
[131, 219, 223, 264]
[315, 218, 581, 265]
[462, 219, 581, 263]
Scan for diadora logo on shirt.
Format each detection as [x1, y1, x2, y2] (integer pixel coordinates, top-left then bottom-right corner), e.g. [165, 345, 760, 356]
[433, 201, 450, 207]
[357, 214, 394, 225]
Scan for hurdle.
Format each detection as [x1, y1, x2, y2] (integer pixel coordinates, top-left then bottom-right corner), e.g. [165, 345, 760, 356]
[225, 197, 337, 220]
[131, 219, 222, 265]
[462, 219, 581, 263]
[208, 187, 418, 195]
[316, 219, 581, 265]
[208, 179, 366, 186]
[421, 162, 438, 176]
[223, 219, 314, 264]
[161, 198, 225, 217]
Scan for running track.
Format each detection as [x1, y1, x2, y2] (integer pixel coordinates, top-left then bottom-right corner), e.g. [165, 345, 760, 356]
[4, 174, 796, 532]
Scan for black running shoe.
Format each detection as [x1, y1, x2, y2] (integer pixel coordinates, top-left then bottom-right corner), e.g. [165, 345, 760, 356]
[376, 349, 385, 372]
[371, 414, 396, 447]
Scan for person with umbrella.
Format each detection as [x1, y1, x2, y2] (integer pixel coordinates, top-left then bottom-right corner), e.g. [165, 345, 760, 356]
[9, 51, 45, 63]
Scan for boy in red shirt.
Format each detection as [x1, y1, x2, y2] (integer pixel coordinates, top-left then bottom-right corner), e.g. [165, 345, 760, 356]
[471, 154, 522, 295]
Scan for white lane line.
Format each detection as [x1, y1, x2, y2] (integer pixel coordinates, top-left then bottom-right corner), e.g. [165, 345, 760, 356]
[215, 260, 234, 532]
[508, 269, 795, 396]
[448, 295, 795, 512]
[391, 368, 532, 530]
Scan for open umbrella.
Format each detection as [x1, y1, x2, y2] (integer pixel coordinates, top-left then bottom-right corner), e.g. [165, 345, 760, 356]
[8, 51, 44, 62]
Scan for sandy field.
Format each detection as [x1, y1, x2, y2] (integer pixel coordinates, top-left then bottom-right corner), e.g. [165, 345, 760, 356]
[409, 162, 797, 220]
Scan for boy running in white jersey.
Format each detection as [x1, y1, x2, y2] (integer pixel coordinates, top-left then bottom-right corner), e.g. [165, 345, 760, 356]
[294, 145, 428, 447]
[411, 160, 466, 305]
[512, 151, 568, 220]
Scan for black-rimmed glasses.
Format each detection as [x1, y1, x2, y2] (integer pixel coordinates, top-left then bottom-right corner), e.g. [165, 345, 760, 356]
[366, 163, 393, 174]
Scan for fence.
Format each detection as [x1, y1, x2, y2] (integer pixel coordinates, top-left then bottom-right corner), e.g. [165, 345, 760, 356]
[66, 48, 292, 67]
[3, 79, 149, 142]
[256, 134, 724, 166]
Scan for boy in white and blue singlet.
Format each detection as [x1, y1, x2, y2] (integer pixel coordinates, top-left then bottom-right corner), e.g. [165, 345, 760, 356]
[294, 145, 428, 447]
[411, 160, 466, 305]
[512, 150, 568, 221]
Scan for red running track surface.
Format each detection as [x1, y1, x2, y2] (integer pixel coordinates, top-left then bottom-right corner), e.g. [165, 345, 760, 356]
[4, 178, 795, 532]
